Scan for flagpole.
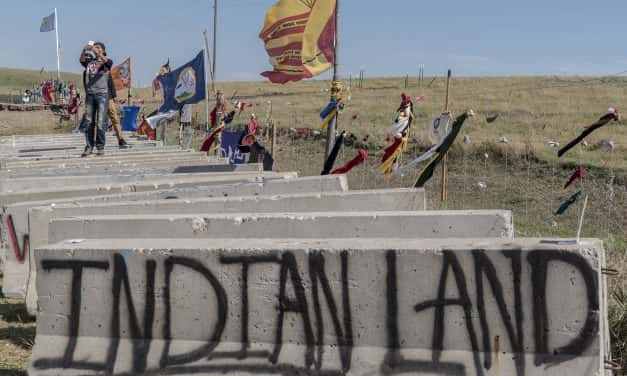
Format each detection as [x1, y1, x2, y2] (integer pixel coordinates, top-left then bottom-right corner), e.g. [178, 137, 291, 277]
[203, 30, 211, 135]
[54, 8, 61, 80]
[212, 0, 218, 94]
[324, 0, 340, 160]
[211, 0, 223, 156]
[440, 69, 452, 205]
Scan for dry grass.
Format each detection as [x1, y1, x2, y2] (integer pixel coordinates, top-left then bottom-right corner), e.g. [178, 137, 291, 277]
[0, 281, 34, 376]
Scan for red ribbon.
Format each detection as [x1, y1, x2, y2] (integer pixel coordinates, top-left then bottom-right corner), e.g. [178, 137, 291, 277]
[200, 126, 224, 152]
[332, 149, 368, 174]
[564, 166, 586, 189]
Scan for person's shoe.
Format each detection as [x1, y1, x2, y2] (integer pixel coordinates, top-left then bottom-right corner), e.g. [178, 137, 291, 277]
[81, 147, 92, 157]
[118, 138, 129, 149]
[96, 148, 105, 156]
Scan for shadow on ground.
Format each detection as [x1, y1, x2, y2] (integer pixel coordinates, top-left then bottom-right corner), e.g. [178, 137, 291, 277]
[0, 300, 34, 324]
[0, 326, 35, 350]
[0, 370, 26, 376]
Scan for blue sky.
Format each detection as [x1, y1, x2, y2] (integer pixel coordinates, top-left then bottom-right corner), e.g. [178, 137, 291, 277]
[1, 0, 627, 86]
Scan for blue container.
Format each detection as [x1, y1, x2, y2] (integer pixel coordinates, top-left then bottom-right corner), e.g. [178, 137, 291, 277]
[121, 106, 141, 131]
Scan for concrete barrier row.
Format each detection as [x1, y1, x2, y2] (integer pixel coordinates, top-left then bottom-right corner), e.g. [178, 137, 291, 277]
[2, 174, 350, 310]
[0, 132, 609, 375]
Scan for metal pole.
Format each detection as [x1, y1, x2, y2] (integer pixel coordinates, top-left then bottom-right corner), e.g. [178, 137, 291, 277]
[440, 69, 452, 204]
[212, 0, 218, 94]
[324, 0, 339, 160]
[203, 30, 211, 135]
[54, 8, 61, 80]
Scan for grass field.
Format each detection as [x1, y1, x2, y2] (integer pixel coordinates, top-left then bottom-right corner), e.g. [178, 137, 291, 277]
[0, 68, 625, 374]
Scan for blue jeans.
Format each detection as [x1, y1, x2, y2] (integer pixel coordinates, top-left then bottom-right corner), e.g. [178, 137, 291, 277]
[84, 93, 108, 149]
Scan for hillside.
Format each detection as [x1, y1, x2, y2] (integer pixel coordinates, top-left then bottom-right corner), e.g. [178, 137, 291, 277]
[0, 67, 80, 93]
[0, 67, 625, 372]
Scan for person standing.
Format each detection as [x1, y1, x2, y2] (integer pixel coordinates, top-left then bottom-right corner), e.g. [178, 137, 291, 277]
[99, 45, 129, 148]
[80, 41, 111, 156]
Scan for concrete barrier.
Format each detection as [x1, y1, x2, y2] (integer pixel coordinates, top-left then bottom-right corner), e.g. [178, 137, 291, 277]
[0, 140, 163, 156]
[21, 189, 425, 314]
[0, 153, 223, 171]
[0, 155, 227, 173]
[0, 160, 243, 178]
[0, 146, 185, 164]
[1, 150, 213, 168]
[30, 237, 607, 375]
[1, 170, 268, 192]
[0, 169, 280, 205]
[1, 175, 346, 301]
[31, 189, 427, 248]
[47, 211, 514, 245]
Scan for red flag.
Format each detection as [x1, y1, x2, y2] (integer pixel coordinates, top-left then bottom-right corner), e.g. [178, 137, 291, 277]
[332, 149, 367, 174]
[564, 166, 586, 189]
[200, 125, 224, 152]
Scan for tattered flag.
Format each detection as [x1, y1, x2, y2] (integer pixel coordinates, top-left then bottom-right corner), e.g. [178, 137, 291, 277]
[552, 190, 582, 217]
[564, 167, 586, 189]
[558, 108, 620, 157]
[321, 131, 346, 175]
[413, 110, 474, 188]
[200, 125, 225, 152]
[332, 149, 367, 174]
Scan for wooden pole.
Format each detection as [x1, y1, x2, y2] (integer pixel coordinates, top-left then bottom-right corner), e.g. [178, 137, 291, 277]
[324, 0, 339, 160]
[271, 122, 277, 158]
[440, 69, 452, 204]
[576, 194, 589, 243]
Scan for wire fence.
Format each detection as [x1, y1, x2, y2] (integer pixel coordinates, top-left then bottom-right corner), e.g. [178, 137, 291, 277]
[273, 134, 626, 252]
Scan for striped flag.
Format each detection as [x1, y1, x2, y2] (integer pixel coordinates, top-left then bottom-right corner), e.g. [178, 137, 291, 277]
[259, 0, 336, 84]
[40, 12, 55, 32]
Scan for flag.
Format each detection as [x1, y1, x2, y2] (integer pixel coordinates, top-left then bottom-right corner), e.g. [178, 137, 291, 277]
[332, 149, 367, 174]
[40, 12, 55, 32]
[221, 131, 247, 164]
[553, 191, 583, 217]
[558, 107, 620, 157]
[564, 167, 586, 189]
[152, 60, 170, 97]
[158, 52, 206, 112]
[379, 95, 415, 176]
[321, 131, 345, 175]
[111, 58, 132, 90]
[145, 110, 177, 129]
[259, 0, 336, 83]
[319, 99, 344, 129]
[201, 125, 224, 152]
[413, 110, 474, 188]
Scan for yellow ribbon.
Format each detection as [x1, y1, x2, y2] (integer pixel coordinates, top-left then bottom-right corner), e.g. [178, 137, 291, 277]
[320, 107, 338, 130]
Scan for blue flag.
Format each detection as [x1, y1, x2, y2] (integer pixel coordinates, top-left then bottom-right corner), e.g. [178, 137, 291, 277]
[158, 51, 206, 112]
[40, 12, 55, 32]
[221, 131, 247, 164]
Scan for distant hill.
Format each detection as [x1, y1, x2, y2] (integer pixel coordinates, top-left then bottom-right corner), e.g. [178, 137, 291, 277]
[0, 67, 81, 95]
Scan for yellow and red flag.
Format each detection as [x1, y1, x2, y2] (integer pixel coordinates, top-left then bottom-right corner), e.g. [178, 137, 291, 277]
[111, 57, 132, 91]
[259, 0, 336, 84]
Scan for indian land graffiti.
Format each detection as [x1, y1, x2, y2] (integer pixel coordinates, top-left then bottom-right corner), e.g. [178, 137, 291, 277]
[32, 249, 600, 375]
